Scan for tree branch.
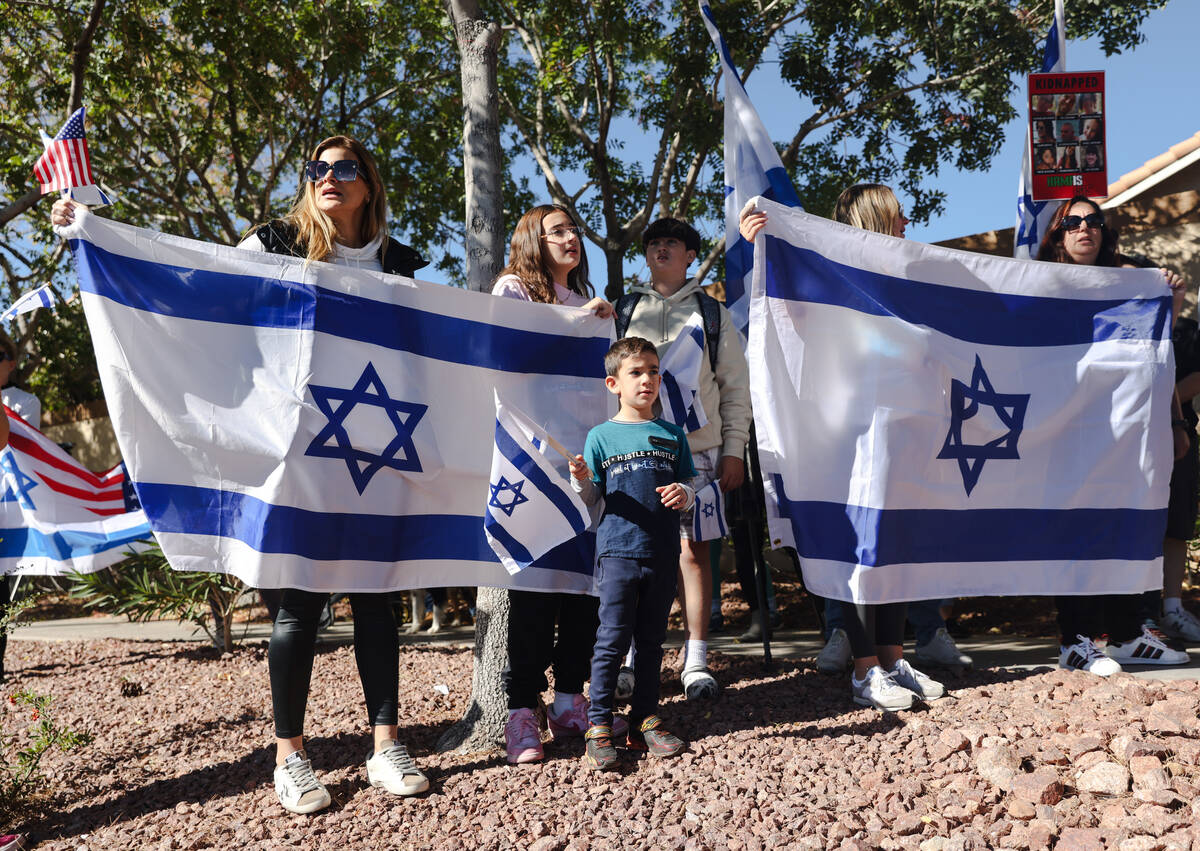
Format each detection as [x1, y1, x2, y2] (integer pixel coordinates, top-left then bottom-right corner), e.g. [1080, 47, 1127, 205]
[68, 0, 107, 112]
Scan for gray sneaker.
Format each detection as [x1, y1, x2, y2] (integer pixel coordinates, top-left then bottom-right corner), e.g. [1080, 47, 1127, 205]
[851, 665, 915, 711]
[273, 750, 331, 814]
[816, 628, 852, 673]
[914, 627, 973, 670]
[889, 658, 945, 700]
[366, 740, 430, 796]
[1160, 608, 1200, 643]
[614, 666, 635, 701]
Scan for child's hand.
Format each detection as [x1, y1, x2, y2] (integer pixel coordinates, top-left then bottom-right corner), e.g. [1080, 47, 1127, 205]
[657, 483, 688, 510]
[569, 454, 592, 481]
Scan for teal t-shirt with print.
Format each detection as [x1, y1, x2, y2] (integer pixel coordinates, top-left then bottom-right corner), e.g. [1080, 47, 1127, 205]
[583, 417, 696, 559]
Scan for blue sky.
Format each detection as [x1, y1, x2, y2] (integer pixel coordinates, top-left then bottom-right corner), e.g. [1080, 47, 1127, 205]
[444, 1, 1193, 288]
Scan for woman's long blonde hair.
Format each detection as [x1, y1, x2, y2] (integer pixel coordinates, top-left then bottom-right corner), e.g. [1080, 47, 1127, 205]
[495, 204, 593, 305]
[831, 183, 901, 237]
[285, 135, 388, 263]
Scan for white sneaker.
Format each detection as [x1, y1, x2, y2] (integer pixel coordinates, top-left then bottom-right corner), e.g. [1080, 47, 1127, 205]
[274, 750, 332, 814]
[1106, 626, 1190, 666]
[1058, 635, 1122, 676]
[681, 667, 719, 700]
[914, 627, 973, 670]
[816, 628, 852, 673]
[851, 665, 916, 711]
[366, 740, 430, 796]
[889, 658, 945, 700]
[1160, 608, 1200, 643]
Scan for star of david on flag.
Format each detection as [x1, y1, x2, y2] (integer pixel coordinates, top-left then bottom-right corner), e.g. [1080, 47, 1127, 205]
[1014, 1, 1066, 260]
[749, 198, 1174, 604]
[305, 361, 430, 495]
[658, 312, 708, 431]
[485, 391, 591, 574]
[691, 479, 728, 542]
[937, 355, 1030, 496]
[0, 406, 150, 577]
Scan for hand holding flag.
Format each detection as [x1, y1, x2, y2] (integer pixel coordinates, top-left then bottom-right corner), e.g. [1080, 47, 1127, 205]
[32, 107, 113, 207]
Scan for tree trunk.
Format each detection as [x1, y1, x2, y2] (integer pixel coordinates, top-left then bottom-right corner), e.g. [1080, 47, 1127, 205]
[436, 0, 509, 754]
[434, 586, 510, 752]
[604, 244, 626, 302]
[448, 0, 505, 293]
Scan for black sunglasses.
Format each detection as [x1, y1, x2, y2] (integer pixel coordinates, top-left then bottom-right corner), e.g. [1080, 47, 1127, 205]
[304, 159, 360, 183]
[1060, 212, 1104, 232]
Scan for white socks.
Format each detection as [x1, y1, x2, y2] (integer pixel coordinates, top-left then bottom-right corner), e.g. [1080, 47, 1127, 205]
[684, 639, 708, 672]
[1165, 597, 1183, 615]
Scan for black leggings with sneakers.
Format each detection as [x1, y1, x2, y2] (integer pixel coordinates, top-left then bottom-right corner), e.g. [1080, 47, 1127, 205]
[268, 589, 399, 739]
[838, 601, 908, 659]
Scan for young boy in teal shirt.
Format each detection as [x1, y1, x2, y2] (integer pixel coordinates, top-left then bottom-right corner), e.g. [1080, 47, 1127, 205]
[569, 337, 696, 769]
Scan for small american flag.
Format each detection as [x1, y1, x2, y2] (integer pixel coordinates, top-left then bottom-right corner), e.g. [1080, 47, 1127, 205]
[33, 107, 112, 205]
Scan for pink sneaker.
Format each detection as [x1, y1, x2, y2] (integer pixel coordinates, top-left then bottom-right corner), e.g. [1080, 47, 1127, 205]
[504, 708, 543, 764]
[548, 695, 627, 740]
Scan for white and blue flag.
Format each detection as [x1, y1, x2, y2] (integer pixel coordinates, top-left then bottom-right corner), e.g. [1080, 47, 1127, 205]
[0, 407, 150, 576]
[691, 480, 728, 542]
[1014, 0, 1067, 260]
[60, 209, 613, 594]
[749, 198, 1174, 603]
[699, 0, 803, 336]
[486, 391, 592, 574]
[1, 284, 55, 323]
[658, 312, 708, 431]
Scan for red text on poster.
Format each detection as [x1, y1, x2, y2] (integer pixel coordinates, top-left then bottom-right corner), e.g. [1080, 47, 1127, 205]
[1028, 71, 1107, 201]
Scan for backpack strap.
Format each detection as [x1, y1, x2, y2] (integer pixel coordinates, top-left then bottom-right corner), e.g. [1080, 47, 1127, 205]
[253, 220, 305, 258]
[381, 236, 428, 277]
[695, 292, 722, 373]
[614, 292, 643, 340]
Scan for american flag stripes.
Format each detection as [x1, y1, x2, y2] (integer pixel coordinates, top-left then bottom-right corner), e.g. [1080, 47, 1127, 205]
[32, 107, 113, 206]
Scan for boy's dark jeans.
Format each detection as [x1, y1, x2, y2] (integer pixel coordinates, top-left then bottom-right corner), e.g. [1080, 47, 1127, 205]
[504, 590, 600, 710]
[588, 554, 678, 727]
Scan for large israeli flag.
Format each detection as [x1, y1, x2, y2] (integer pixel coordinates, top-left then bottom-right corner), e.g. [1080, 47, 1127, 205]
[699, 0, 802, 336]
[59, 209, 613, 594]
[658, 312, 708, 431]
[0, 408, 150, 576]
[486, 392, 592, 574]
[1014, 1, 1067, 260]
[749, 198, 1174, 603]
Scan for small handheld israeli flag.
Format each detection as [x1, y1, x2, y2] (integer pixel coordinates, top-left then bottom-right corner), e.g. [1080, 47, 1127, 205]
[659, 312, 708, 432]
[485, 390, 592, 574]
[0, 284, 55, 323]
[692, 480, 728, 542]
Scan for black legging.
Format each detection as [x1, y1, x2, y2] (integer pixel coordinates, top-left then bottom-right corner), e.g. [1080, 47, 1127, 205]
[0, 576, 12, 681]
[268, 589, 398, 739]
[503, 589, 599, 710]
[838, 601, 907, 660]
[1056, 594, 1142, 647]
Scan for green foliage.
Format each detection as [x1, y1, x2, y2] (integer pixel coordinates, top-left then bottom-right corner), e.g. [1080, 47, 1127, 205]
[69, 542, 245, 652]
[0, 689, 93, 822]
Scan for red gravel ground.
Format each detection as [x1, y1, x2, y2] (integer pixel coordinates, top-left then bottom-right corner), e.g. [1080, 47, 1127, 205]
[4, 638, 1200, 850]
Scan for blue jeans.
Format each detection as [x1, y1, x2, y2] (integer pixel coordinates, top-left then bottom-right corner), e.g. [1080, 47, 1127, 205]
[825, 597, 949, 646]
[588, 555, 677, 727]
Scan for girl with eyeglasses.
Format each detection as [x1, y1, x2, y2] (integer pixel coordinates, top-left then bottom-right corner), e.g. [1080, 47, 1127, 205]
[490, 204, 617, 764]
[1037, 195, 1191, 676]
[53, 134, 431, 815]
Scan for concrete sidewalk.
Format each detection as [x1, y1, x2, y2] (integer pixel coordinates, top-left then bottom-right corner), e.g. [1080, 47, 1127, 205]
[12, 614, 1200, 681]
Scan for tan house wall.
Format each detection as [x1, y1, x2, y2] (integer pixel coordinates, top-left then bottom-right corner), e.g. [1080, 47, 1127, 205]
[40, 399, 122, 472]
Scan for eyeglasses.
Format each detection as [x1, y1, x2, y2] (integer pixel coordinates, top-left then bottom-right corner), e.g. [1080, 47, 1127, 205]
[541, 226, 582, 241]
[1060, 213, 1104, 232]
[304, 159, 360, 183]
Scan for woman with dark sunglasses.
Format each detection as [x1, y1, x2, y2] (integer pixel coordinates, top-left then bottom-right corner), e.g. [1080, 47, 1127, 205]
[1037, 195, 1190, 677]
[51, 135, 430, 815]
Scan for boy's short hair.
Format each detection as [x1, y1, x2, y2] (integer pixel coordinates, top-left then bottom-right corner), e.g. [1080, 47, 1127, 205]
[605, 336, 658, 377]
[641, 218, 701, 255]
